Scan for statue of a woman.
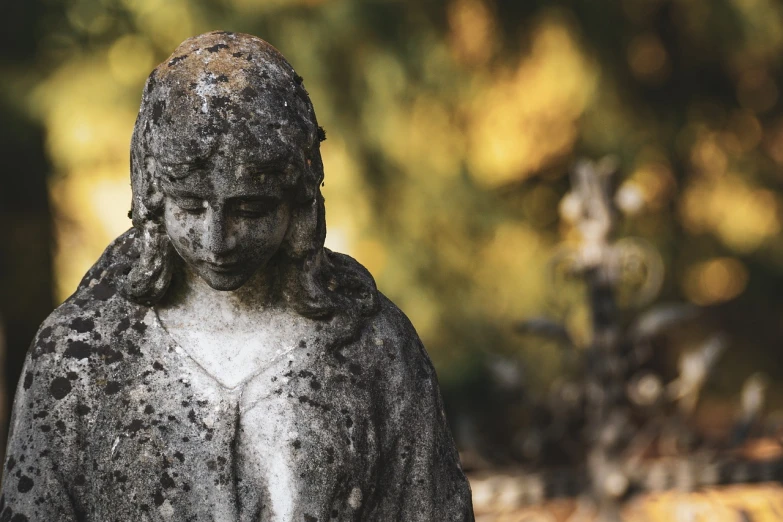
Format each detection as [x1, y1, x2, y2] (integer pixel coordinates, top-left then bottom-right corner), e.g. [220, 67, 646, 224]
[1, 32, 473, 521]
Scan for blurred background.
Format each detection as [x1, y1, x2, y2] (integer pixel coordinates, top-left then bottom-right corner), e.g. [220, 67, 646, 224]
[2, 0, 783, 518]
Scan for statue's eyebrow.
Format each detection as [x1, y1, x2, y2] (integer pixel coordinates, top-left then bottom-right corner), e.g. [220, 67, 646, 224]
[235, 158, 288, 172]
[228, 194, 283, 202]
[164, 187, 206, 199]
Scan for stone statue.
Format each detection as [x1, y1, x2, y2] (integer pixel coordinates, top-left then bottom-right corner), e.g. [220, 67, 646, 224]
[1, 32, 474, 521]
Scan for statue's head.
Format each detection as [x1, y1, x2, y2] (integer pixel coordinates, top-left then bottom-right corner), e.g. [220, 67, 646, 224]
[125, 31, 333, 314]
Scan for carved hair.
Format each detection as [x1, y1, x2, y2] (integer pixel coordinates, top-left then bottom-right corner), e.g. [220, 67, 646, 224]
[123, 32, 377, 320]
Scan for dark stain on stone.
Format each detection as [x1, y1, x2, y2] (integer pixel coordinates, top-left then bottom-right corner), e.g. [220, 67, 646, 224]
[127, 419, 145, 434]
[76, 403, 91, 416]
[131, 321, 147, 334]
[206, 43, 229, 53]
[144, 405, 155, 414]
[292, 439, 301, 449]
[22, 373, 33, 390]
[70, 317, 95, 333]
[304, 514, 317, 522]
[105, 381, 122, 395]
[152, 101, 166, 124]
[97, 345, 123, 364]
[67, 371, 78, 380]
[64, 340, 91, 360]
[91, 282, 115, 301]
[16, 476, 33, 494]
[174, 451, 185, 463]
[116, 317, 131, 333]
[240, 86, 257, 102]
[348, 363, 361, 375]
[160, 472, 175, 489]
[49, 377, 72, 400]
[126, 341, 141, 356]
[153, 489, 165, 506]
[168, 54, 188, 67]
[310, 380, 321, 391]
[211, 96, 230, 109]
[33, 337, 56, 358]
[146, 73, 156, 93]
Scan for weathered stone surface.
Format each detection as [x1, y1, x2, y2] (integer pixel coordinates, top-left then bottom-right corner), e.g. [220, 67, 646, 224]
[0, 32, 473, 521]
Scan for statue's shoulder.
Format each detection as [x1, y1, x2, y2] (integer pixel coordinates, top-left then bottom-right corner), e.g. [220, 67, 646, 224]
[357, 290, 439, 384]
[28, 228, 145, 362]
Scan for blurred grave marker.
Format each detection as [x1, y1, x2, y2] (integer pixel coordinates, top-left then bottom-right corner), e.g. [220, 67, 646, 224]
[472, 158, 783, 521]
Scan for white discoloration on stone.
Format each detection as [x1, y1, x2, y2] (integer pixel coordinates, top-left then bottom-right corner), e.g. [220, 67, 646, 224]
[159, 500, 175, 519]
[194, 80, 215, 114]
[348, 487, 362, 509]
[155, 303, 314, 389]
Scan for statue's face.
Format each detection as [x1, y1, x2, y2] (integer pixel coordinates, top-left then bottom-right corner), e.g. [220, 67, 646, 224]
[160, 139, 293, 291]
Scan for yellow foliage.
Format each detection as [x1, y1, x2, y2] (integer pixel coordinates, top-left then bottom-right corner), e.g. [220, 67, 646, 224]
[220, 0, 327, 15]
[689, 133, 728, 177]
[629, 161, 676, 210]
[108, 35, 156, 86]
[321, 134, 373, 258]
[680, 174, 781, 252]
[131, 0, 202, 50]
[682, 257, 749, 305]
[447, 0, 498, 66]
[32, 58, 137, 172]
[49, 167, 132, 300]
[473, 222, 548, 320]
[467, 18, 597, 187]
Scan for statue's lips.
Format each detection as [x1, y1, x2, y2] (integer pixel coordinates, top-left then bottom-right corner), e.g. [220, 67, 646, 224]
[202, 260, 242, 273]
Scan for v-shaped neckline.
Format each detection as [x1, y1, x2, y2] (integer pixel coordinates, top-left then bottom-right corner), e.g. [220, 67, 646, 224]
[148, 307, 302, 392]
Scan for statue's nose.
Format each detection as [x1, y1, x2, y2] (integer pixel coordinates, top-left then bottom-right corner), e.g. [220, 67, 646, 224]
[204, 207, 235, 256]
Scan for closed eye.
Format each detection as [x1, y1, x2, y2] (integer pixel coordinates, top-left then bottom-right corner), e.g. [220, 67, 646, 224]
[174, 197, 207, 214]
[231, 198, 280, 218]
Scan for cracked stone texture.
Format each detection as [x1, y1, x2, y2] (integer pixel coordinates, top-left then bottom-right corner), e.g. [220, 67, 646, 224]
[0, 32, 474, 521]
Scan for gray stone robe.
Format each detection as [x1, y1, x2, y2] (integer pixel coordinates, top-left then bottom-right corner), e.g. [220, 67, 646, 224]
[0, 230, 474, 521]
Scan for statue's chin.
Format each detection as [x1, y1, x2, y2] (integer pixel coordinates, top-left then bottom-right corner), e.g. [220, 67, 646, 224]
[197, 270, 251, 292]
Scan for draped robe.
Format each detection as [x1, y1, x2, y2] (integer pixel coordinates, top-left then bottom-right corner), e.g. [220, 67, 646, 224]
[0, 230, 474, 521]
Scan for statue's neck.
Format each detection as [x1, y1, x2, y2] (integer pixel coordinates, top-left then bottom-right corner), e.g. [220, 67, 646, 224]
[164, 265, 278, 318]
